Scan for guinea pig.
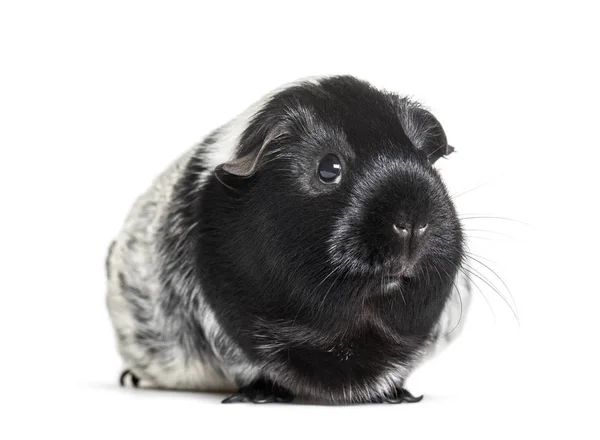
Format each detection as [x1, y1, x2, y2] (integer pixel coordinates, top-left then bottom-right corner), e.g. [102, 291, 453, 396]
[106, 75, 472, 404]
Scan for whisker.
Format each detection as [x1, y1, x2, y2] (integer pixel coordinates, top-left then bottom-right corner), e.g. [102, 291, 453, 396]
[465, 235, 496, 241]
[450, 182, 489, 199]
[463, 228, 517, 240]
[459, 216, 532, 227]
[292, 267, 339, 326]
[462, 265, 519, 324]
[460, 267, 497, 323]
[441, 269, 464, 338]
[432, 264, 444, 287]
[464, 254, 518, 315]
[464, 251, 497, 265]
[317, 270, 344, 317]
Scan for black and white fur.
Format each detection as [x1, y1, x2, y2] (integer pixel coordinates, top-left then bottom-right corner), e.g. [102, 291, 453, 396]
[106, 76, 471, 404]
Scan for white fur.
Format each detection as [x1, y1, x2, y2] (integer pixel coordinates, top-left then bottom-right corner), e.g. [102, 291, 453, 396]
[107, 77, 324, 391]
[426, 269, 473, 359]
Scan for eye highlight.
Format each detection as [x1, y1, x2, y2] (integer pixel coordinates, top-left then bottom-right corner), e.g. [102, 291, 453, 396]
[317, 154, 342, 184]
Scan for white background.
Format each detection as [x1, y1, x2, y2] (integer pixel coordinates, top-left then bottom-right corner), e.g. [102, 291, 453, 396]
[1, 1, 598, 438]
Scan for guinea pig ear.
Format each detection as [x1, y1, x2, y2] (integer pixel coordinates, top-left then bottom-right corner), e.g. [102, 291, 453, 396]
[218, 127, 286, 178]
[400, 102, 454, 163]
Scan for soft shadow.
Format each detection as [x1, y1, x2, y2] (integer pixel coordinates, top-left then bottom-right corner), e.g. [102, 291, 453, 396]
[85, 381, 453, 406]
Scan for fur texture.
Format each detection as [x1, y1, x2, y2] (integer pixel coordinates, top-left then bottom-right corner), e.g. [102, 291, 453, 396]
[106, 75, 471, 403]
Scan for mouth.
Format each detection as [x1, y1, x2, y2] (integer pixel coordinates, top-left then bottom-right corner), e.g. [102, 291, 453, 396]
[370, 271, 414, 291]
[377, 264, 417, 289]
[365, 274, 413, 298]
[385, 274, 413, 286]
[387, 264, 416, 279]
[359, 264, 418, 294]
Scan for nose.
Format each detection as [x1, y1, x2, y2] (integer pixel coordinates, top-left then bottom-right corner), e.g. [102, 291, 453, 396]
[392, 222, 428, 262]
[392, 222, 428, 238]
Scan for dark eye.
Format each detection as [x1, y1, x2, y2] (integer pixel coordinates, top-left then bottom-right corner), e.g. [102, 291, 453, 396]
[317, 154, 342, 184]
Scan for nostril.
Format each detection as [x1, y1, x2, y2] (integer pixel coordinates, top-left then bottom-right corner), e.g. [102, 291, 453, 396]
[393, 222, 428, 237]
[393, 223, 411, 237]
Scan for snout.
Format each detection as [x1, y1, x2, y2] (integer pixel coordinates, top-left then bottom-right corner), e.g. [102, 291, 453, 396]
[392, 222, 428, 238]
[390, 220, 430, 277]
[328, 159, 459, 278]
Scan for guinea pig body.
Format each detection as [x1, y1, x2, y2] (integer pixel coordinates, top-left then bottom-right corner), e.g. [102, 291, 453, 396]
[106, 76, 471, 404]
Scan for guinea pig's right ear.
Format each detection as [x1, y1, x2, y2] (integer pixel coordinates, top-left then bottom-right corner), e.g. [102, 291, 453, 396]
[217, 127, 286, 178]
[400, 101, 454, 163]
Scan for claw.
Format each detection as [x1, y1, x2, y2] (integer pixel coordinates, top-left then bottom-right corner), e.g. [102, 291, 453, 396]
[222, 393, 249, 404]
[222, 378, 293, 404]
[119, 369, 140, 388]
[252, 394, 276, 404]
[384, 388, 423, 404]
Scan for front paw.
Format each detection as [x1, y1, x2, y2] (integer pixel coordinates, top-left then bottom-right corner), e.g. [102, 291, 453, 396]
[222, 378, 293, 404]
[119, 369, 140, 388]
[372, 387, 423, 404]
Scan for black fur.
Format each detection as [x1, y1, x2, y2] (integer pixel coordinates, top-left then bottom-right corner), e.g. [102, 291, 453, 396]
[163, 76, 463, 403]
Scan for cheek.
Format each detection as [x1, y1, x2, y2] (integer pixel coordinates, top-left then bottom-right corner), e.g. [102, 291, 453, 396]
[253, 185, 344, 259]
[327, 203, 390, 272]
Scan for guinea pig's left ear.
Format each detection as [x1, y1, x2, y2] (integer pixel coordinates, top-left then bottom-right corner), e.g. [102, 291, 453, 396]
[218, 127, 286, 178]
[400, 101, 454, 163]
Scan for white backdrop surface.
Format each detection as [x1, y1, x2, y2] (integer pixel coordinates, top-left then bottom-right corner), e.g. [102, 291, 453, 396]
[1, 1, 598, 439]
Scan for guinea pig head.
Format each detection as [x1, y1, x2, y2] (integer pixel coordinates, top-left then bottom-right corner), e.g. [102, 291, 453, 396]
[212, 76, 463, 335]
